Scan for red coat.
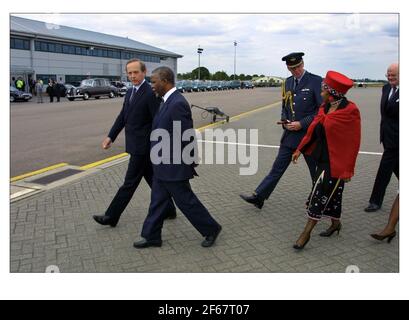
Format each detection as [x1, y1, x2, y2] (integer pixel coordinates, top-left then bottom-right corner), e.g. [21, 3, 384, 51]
[297, 101, 361, 179]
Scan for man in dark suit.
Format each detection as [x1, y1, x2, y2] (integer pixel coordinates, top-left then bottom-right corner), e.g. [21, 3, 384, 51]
[93, 59, 176, 227]
[365, 63, 399, 212]
[134, 66, 222, 249]
[240, 52, 322, 209]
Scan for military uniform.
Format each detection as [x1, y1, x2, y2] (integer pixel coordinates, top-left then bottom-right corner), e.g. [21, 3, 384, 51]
[240, 52, 322, 208]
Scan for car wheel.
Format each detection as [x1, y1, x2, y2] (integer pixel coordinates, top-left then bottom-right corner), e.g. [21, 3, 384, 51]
[68, 98, 74, 101]
[109, 92, 115, 98]
[83, 92, 90, 100]
[95, 96, 100, 99]
[10, 96, 15, 102]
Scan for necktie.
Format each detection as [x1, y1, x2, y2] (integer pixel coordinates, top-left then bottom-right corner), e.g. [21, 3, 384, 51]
[159, 98, 165, 111]
[294, 78, 299, 89]
[129, 86, 137, 104]
[389, 87, 397, 100]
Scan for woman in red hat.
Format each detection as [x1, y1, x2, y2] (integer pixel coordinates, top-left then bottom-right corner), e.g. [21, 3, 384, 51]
[291, 71, 361, 250]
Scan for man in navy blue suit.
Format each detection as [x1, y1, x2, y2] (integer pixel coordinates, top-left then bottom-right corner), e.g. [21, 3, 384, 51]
[134, 66, 222, 248]
[365, 63, 399, 212]
[240, 52, 322, 209]
[93, 59, 176, 228]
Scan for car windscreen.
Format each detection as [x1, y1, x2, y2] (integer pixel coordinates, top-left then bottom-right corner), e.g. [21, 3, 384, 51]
[80, 80, 93, 86]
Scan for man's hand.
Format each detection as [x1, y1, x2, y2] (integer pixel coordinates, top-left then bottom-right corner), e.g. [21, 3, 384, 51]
[292, 150, 301, 164]
[102, 137, 112, 150]
[285, 121, 302, 131]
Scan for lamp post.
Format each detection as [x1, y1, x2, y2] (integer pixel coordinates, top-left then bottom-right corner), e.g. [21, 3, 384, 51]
[234, 41, 237, 80]
[197, 46, 203, 80]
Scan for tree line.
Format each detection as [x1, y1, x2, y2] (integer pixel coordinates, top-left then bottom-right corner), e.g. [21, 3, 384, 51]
[177, 67, 265, 81]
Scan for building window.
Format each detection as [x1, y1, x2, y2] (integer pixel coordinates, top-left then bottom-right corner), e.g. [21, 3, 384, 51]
[55, 43, 62, 53]
[30, 39, 166, 63]
[11, 37, 30, 50]
[36, 74, 56, 84]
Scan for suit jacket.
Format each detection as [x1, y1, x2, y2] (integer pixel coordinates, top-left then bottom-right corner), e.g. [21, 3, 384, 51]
[281, 71, 323, 149]
[380, 84, 399, 149]
[151, 90, 197, 181]
[108, 81, 160, 155]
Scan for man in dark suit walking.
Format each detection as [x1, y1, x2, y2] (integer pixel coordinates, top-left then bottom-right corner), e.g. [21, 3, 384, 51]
[240, 52, 322, 209]
[365, 63, 399, 212]
[93, 59, 176, 227]
[133, 66, 222, 249]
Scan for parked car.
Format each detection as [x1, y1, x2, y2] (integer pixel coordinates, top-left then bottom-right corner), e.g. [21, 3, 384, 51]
[111, 81, 128, 97]
[66, 78, 118, 101]
[244, 81, 255, 89]
[10, 86, 32, 102]
[229, 80, 241, 90]
[221, 81, 230, 90]
[176, 80, 193, 93]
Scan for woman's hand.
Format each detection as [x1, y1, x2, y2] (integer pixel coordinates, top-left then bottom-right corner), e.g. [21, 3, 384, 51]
[292, 150, 301, 164]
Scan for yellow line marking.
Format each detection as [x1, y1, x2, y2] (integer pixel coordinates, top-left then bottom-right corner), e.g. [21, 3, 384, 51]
[79, 152, 129, 170]
[197, 100, 281, 131]
[11, 163, 68, 182]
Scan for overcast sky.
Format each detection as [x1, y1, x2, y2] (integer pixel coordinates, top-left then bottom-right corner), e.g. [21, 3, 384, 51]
[14, 13, 399, 79]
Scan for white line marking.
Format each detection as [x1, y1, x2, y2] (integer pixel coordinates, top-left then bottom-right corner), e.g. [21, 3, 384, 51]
[197, 140, 382, 155]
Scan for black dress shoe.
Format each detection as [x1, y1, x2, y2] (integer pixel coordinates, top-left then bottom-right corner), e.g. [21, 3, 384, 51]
[133, 239, 162, 249]
[201, 225, 222, 248]
[93, 215, 118, 227]
[239, 193, 264, 209]
[165, 212, 177, 220]
[364, 203, 381, 212]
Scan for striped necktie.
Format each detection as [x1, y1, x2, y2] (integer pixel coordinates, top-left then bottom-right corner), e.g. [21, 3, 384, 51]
[129, 86, 137, 104]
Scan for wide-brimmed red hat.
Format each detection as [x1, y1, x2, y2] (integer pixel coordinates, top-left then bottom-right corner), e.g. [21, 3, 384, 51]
[323, 70, 354, 96]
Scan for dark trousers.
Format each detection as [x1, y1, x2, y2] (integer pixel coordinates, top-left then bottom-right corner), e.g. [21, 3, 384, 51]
[369, 147, 399, 206]
[141, 178, 220, 241]
[105, 155, 176, 223]
[255, 145, 316, 200]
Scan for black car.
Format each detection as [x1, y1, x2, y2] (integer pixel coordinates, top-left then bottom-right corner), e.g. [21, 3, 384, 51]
[110, 81, 128, 97]
[66, 78, 118, 101]
[10, 86, 32, 102]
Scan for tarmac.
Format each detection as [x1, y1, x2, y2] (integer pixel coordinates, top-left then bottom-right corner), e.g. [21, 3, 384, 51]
[10, 92, 399, 273]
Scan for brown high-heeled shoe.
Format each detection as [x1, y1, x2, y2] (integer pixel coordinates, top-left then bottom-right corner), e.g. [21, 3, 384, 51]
[370, 231, 396, 243]
[319, 223, 342, 237]
[293, 235, 310, 250]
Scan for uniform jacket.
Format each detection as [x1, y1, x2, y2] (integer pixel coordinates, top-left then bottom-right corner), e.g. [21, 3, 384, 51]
[281, 71, 322, 148]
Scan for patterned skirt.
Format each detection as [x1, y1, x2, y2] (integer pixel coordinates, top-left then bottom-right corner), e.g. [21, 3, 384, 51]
[306, 164, 345, 220]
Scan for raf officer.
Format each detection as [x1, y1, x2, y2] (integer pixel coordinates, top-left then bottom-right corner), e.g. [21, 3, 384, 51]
[240, 52, 322, 209]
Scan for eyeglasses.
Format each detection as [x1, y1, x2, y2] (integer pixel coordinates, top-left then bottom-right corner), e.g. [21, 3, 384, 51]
[385, 73, 398, 79]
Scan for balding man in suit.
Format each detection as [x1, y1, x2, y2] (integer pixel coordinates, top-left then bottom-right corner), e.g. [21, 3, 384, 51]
[365, 63, 399, 212]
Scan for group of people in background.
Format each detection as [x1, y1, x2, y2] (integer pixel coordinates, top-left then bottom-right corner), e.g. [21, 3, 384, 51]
[11, 76, 66, 103]
[85, 52, 399, 251]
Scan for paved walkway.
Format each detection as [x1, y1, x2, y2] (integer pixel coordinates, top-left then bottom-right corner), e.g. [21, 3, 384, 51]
[10, 100, 399, 273]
